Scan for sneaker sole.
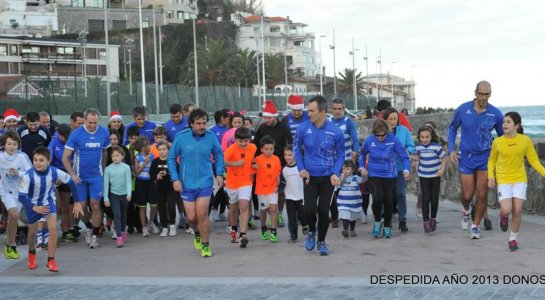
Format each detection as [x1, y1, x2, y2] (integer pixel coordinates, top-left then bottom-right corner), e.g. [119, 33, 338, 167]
[240, 240, 248, 248]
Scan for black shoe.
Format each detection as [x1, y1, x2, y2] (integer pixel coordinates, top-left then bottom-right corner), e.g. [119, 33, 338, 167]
[72, 226, 81, 238]
[127, 226, 135, 234]
[484, 218, 492, 231]
[399, 221, 408, 233]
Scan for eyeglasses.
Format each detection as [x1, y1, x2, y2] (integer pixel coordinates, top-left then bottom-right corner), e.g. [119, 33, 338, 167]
[476, 92, 491, 97]
[375, 133, 386, 138]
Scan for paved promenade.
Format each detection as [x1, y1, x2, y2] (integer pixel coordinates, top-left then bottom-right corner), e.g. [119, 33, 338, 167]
[2, 193, 545, 299]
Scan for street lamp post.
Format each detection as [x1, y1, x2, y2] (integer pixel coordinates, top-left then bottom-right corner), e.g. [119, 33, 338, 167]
[390, 61, 396, 108]
[249, 35, 261, 103]
[152, 4, 159, 114]
[377, 49, 382, 102]
[125, 38, 134, 95]
[138, 0, 147, 106]
[192, 17, 199, 107]
[349, 37, 359, 111]
[77, 31, 88, 98]
[104, 0, 111, 115]
[329, 29, 337, 96]
[318, 34, 326, 95]
[363, 43, 369, 107]
[260, 15, 266, 106]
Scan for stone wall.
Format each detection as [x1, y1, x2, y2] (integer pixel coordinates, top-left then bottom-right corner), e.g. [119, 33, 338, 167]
[356, 112, 545, 215]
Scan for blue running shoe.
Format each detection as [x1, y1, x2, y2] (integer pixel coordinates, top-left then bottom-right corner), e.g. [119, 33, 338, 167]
[305, 232, 316, 251]
[317, 241, 329, 256]
[383, 227, 392, 239]
[372, 221, 382, 238]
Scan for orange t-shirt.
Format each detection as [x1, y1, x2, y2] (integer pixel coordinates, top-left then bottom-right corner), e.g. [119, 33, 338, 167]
[224, 143, 257, 189]
[150, 144, 160, 159]
[254, 154, 281, 195]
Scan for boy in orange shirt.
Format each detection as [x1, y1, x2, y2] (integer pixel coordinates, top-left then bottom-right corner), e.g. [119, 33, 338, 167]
[224, 127, 256, 248]
[150, 126, 168, 158]
[254, 136, 282, 243]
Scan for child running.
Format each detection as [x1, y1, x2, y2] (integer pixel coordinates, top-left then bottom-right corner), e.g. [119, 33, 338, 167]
[133, 136, 159, 237]
[149, 141, 179, 237]
[488, 112, 545, 251]
[337, 160, 364, 238]
[0, 131, 32, 259]
[254, 136, 282, 243]
[18, 147, 80, 272]
[282, 145, 307, 243]
[414, 126, 447, 233]
[103, 146, 132, 247]
[223, 127, 257, 247]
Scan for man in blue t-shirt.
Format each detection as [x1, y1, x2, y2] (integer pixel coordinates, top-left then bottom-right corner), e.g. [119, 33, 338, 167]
[448, 81, 503, 239]
[164, 103, 186, 142]
[295, 96, 345, 256]
[62, 108, 111, 249]
[122, 106, 156, 143]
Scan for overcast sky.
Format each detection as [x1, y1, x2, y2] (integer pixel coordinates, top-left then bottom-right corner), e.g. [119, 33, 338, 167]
[265, 0, 545, 108]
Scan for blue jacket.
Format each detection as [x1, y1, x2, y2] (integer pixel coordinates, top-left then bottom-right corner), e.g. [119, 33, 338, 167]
[448, 100, 503, 155]
[393, 125, 415, 172]
[294, 120, 345, 177]
[167, 128, 224, 190]
[359, 133, 411, 178]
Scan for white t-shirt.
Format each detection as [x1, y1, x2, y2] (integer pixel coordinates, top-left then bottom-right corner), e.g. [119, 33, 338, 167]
[282, 164, 304, 201]
[0, 151, 32, 202]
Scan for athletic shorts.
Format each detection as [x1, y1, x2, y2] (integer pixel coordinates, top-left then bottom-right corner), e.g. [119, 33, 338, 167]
[458, 151, 489, 174]
[24, 203, 57, 225]
[497, 183, 527, 201]
[257, 193, 278, 210]
[226, 186, 253, 204]
[77, 176, 103, 201]
[134, 179, 157, 208]
[181, 187, 213, 202]
[1, 193, 22, 211]
[57, 183, 71, 193]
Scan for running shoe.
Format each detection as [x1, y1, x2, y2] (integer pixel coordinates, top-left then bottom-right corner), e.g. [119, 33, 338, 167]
[226, 225, 233, 234]
[201, 245, 212, 257]
[193, 235, 202, 250]
[85, 229, 93, 245]
[72, 226, 81, 238]
[305, 232, 316, 251]
[470, 227, 480, 239]
[461, 212, 471, 230]
[62, 231, 78, 243]
[4, 245, 20, 259]
[302, 226, 309, 236]
[260, 230, 269, 241]
[429, 218, 437, 232]
[361, 214, 368, 224]
[341, 230, 349, 238]
[248, 219, 257, 230]
[112, 231, 117, 240]
[349, 230, 357, 237]
[149, 222, 160, 234]
[331, 219, 339, 228]
[121, 232, 128, 243]
[508, 240, 519, 251]
[399, 221, 408, 233]
[46, 259, 59, 272]
[499, 215, 509, 232]
[230, 230, 238, 243]
[287, 239, 297, 244]
[209, 209, 219, 222]
[239, 234, 248, 248]
[160, 227, 169, 237]
[28, 252, 37, 270]
[39, 242, 48, 250]
[484, 218, 492, 231]
[142, 227, 150, 237]
[416, 207, 423, 218]
[278, 215, 285, 228]
[383, 227, 392, 239]
[372, 221, 382, 238]
[317, 241, 329, 256]
[185, 225, 194, 235]
[253, 213, 260, 220]
[116, 236, 124, 248]
[168, 225, 177, 237]
[89, 235, 99, 249]
[423, 221, 432, 233]
[270, 231, 278, 243]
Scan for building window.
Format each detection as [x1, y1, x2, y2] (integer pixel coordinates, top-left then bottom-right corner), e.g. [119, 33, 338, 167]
[270, 27, 280, 33]
[294, 41, 304, 47]
[0, 45, 7, 56]
[166, 10, 174, 19]
[57, 47, 75, 55]
[112, 20, 127, 29]
[143, 20, 150, 28]
[0, 62, 8, 73]
[11, 45, 18, 56]
[177, 11, 184, 19]
[88, 19, 105, 33]
[99, 49, 106, 59]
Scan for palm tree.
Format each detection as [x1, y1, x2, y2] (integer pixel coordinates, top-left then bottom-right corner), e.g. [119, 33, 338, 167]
[231, 48, 257, 88]
[337, 68, 365, 96]
[264, 52, 284, 89]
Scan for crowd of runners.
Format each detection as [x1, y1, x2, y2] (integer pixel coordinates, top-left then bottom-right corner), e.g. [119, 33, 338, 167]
[1, 80, 544, 272]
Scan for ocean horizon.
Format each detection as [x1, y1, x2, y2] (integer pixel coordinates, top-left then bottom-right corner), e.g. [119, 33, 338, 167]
[498, 105, 544, 138]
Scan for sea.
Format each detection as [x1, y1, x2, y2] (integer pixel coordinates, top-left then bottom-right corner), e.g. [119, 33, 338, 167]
[498, 105, 545, 138]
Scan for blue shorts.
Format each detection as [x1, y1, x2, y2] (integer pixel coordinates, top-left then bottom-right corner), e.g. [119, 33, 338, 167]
[458, 151, 488, 174]
[77, 176, 104, 201]
[25, 203, 57, 225]
[181, 187, 213, 202]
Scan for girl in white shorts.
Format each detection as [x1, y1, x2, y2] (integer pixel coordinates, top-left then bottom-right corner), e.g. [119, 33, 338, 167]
[488, 112, 545, 251]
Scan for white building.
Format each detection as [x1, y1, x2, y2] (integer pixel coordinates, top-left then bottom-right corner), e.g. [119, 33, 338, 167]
[233, 13, 317, 78]
[0, 0, 58, 36]
[365, 73, 416, 112]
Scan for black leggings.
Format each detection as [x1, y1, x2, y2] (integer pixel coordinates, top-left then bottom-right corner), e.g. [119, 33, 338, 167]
[286, 199, 306, 240]
[329, 190, 339, 221]
[304, 176, 335, 242]
[368, 177, 396, 228]
[420, 177, 441, 221]
[158, 190, 179, 227]
[210, 187, 229, 214]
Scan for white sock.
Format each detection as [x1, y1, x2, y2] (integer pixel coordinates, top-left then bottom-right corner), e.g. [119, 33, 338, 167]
[471, 224, 478, 229]
[463, 208, 471, 215]
[510, 231, 518, 241]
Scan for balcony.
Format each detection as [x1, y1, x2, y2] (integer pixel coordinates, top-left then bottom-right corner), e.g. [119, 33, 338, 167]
[21, 53, 82, 63]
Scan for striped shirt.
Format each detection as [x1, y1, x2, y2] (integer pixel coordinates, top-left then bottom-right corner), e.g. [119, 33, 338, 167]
[329, 116, 359, 159]
[415, 142, 446, 178]
[18, 167, 73, 208]
[337, 175, 363, 212]
[135, 152, 154, 180]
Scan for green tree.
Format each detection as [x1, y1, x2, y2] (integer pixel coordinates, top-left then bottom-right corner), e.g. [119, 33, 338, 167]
[264, 52, 284, 89]
[232, 48, 257, 88]
[338, 68, 365, 96]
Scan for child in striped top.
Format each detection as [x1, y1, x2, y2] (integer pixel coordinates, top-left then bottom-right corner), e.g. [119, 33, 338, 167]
[133, 136, 158, 237]
[337, 160, 364, 238]
[414, 126, 447, 233]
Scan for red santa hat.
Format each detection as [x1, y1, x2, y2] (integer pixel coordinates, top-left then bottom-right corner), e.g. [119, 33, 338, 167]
[109, 111, 122, 122]
[288, 95, 304, 110]
[3, 109, 19, 122]
[262, 100, 278, 117]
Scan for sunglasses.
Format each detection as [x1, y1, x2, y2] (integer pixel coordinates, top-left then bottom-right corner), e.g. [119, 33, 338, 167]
[375, 133, 387, 138]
